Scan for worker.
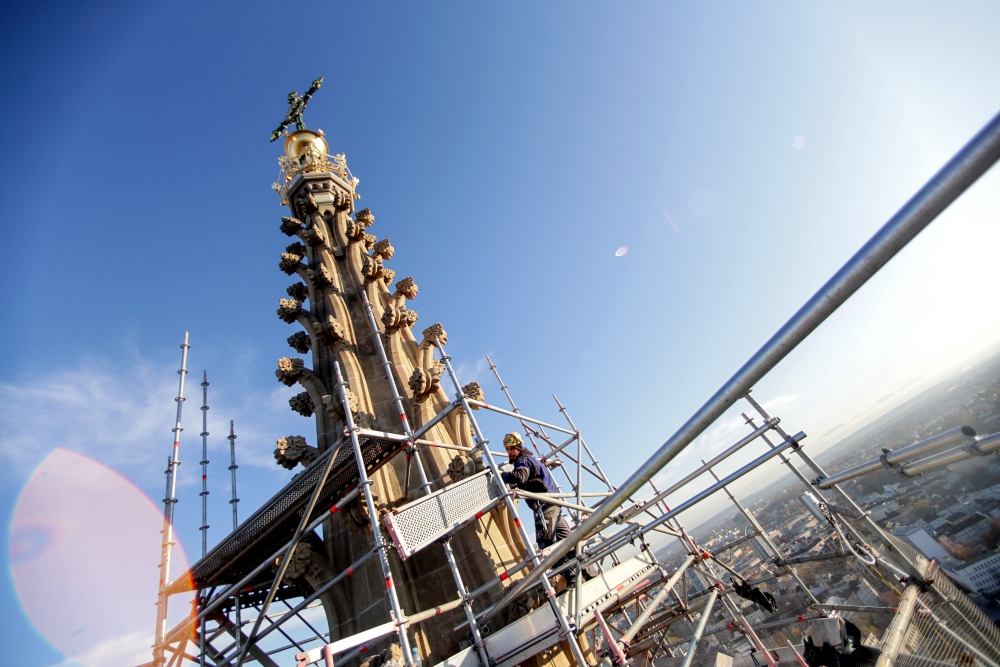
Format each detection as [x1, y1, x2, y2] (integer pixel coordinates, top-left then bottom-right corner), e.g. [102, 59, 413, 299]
[500, 432, 570, 550]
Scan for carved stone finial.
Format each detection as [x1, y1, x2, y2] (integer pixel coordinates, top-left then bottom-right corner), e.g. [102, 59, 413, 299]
[408, 360, 444, 402]
[301, 222, 327, 247]
[277, 298, 302, 323]
[394, 277, 418, 300]
[281, 216, 305, 236]
[306, 264, 334, 288]
[289, 392, 315, 417]
[362, 233, 377, 251]
[274, 435, 319, 470]
[346, 209, 375, 241]
[382, 304, 419, 330]
[381, 269, 396, 286]
[372, 238, 395, 260]
[362, 255, 384, 283]
[421, 323, 447, 347]
[279, 253, 303, 275]
[275, 357, 306, 386]
[286, 242, 308, 257]
[287, 282, 309, 302]
[287, 331, 312, 353]
[462, 382, 484, 408]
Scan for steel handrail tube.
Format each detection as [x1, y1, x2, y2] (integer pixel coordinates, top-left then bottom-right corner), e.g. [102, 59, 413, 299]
[816, 426, 976, 488]
[900, 431, 1000, 477]
[489, 108, 1000, 610]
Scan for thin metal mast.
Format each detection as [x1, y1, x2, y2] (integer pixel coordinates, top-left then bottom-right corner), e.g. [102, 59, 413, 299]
[153, 332, 190, 667]
[200, 371, 210, 555]
[228, 419, 242, 652]
[199, 371, 210, 667]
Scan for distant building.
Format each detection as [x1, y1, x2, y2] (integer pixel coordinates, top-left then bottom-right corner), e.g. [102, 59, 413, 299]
[950, 551, 1000, 594]
[944, 513, 995, 550]
[798, 492, 827, 523]
[893, 525, 953, 564]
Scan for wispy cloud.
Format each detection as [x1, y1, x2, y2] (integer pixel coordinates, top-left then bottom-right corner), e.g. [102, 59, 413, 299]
[0, 353, 303, 488]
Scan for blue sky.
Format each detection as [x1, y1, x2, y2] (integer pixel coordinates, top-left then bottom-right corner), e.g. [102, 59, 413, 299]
[2, 2, 1000, 665]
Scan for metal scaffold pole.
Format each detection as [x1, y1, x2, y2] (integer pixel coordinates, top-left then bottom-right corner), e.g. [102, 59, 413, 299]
[154, 332, 190, 667]
[199, 371, 211, 667]
[227, 419, 242, 652]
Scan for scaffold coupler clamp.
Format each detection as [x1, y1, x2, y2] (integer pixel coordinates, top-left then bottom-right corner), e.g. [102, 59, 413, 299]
[879, 447, 896, 469]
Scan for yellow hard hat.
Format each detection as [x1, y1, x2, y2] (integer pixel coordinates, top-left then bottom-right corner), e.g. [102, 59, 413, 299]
[503, 432, 524, 449]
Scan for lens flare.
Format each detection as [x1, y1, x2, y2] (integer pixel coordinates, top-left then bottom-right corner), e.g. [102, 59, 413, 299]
[9, 448, 193, 667]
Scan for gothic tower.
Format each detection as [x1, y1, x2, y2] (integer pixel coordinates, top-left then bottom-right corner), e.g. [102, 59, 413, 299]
[269, 128, 527, 663]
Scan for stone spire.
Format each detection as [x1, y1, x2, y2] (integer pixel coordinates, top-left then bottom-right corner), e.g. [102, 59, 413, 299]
[267, 131, 527, 662]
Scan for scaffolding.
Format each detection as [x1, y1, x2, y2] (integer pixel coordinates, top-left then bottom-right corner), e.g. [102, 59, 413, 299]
[145, 108, 1000, 667]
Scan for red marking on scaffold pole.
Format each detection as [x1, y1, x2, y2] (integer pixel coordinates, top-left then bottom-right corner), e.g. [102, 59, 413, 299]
[435, 606, 443, 615]
[400, 413, 407, 421]
[202, 475, 207, 481]
[385, 576, 394, 589]
[499, 571, 510, 581]
[245, 585, 253, 593]
[514, 518, 522, 527]
[475, 511, 484, 519]
[348, 568, 354, 576]
[727, 624, 732, 630]
[359, 645, 368, 654]
[330, 504, 339, 514]
[797, 616, 804, 622]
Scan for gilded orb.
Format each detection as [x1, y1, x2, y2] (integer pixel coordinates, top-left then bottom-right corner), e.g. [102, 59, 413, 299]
[284, 129, 329, 159]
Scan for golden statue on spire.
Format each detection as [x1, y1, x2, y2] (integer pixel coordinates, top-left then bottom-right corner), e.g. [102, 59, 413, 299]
[270, 76, 324, 141]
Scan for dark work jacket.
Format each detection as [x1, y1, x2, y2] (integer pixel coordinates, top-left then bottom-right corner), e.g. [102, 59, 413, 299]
[502, 451, 559, 509]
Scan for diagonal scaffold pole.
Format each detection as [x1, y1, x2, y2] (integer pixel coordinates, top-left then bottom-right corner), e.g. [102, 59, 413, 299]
[360, 291, 490, 667]
[434, 336, 591, 667]
[154, 332, 190, 667]
[486, 107, 1000, 614]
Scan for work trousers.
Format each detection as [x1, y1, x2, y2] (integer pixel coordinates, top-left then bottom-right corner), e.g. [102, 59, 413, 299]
[533, 504, 570, 548]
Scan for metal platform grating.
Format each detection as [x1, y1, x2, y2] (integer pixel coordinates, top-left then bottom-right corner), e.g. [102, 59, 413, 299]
[384, 469, 504, 560]
[180, 431, 408, 590]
